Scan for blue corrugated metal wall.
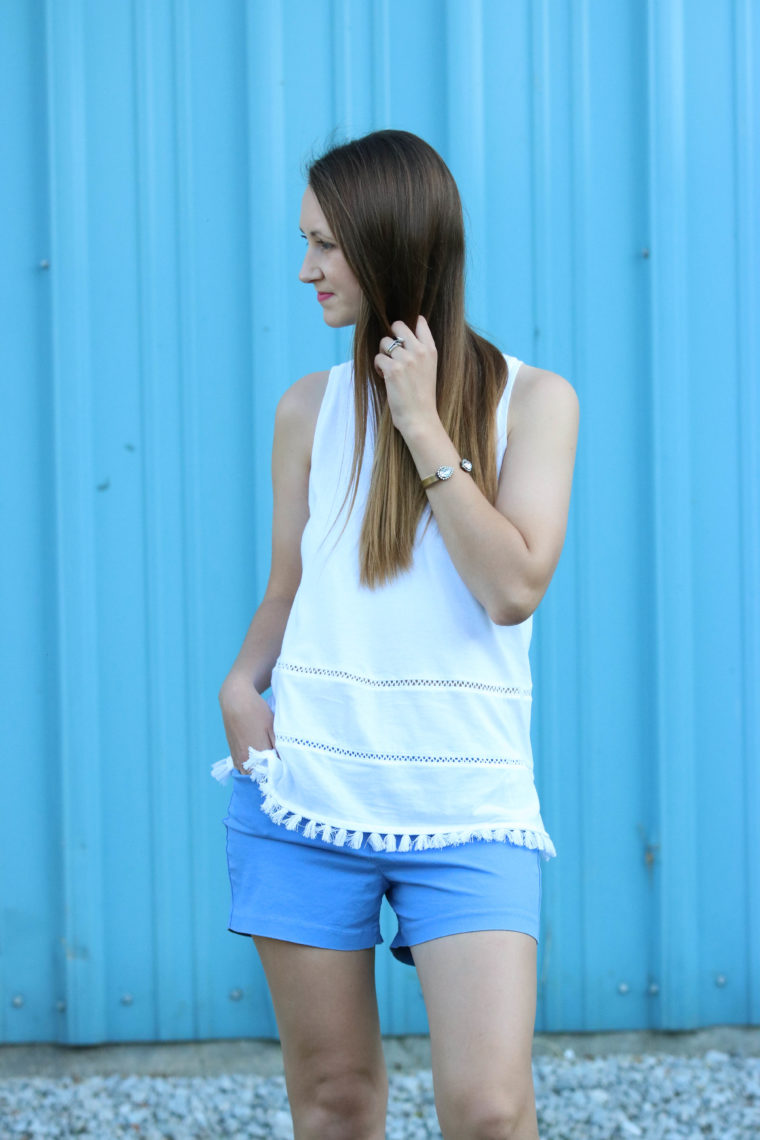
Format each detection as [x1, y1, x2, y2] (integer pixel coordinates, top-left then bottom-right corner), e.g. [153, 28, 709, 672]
[1, 0, 758, 1045]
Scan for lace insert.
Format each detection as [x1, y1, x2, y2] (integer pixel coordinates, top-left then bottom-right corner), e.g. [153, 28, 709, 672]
[276, 733, 528, 767]
[275, 660, 531, 698]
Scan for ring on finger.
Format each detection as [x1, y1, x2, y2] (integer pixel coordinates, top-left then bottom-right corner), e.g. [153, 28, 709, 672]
[384, 337, 405, 357]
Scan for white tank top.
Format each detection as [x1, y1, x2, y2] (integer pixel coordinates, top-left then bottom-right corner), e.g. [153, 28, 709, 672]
[214, 355, 556, 860]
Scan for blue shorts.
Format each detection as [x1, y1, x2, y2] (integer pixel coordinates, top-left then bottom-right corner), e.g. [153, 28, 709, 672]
[223, 772, 542, 966]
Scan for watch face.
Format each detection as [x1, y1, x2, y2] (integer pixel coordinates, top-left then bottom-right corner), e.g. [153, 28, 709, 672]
[437, 465, 454, 480]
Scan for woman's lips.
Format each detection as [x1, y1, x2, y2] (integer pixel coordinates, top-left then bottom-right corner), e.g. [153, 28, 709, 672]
[317, 292, 334, 303]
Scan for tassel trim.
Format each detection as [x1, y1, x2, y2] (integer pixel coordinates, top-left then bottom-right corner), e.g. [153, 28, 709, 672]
[209, 750, 275, 785]
[210, 749, 557, 860]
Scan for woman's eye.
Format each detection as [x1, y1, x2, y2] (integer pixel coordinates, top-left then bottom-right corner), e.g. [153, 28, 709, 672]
[299, 235, 335, 252]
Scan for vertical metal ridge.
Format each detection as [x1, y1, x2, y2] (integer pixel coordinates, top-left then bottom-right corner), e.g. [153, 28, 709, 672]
[332, 0, 373, 135]
[44, 0, 107, 1043]
[331, 0, 353, 135]
[527, 0, 554, 1029]
[330, 0, 342, 130]
[0, 0, 60, 1043]
[529, 0, 555, 1014]
[528, 0, 588, 1030]
[371, 0, 391, 125]
[245, 0, 288, 593]
[444, 0, 486, 312]
[646, 0, 700, 1028]
[733, 0, 760, 1025]
[329, 0, 341, 130]
[131, 0, 162, 1042]
[132, 0, 197, 1040]
[170, 0, 206, 1038]
[569, 0, 599, 1029]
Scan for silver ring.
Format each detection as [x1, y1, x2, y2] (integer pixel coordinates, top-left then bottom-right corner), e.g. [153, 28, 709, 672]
[385, 337, 405, 357]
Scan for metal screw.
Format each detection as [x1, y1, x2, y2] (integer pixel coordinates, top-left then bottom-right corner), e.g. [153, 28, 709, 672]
[56, 1000, 66, 1012]
[120, 993, 134, 1005]
[617, 982, 630, 995]
[229, 988, 243, 1002]
[715, 974, 727, 988]
[11, 995, 24, 1008]
[648, 982, 660, 996]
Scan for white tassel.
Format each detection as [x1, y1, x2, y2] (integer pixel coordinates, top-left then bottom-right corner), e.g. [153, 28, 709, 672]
[248, 745, 278, 762]
[304, 818, 319, 839]
[524, 831, 538, 849]
[348, 830, 364, 849]
[333, 828, 348, 847]
[261, 793, 278, 815]
[413, 835, 431, 851]
[398, 834, 412, 852]
[367, 832, 385, 851]
[493, 828, 507, 842]
[242, 746, 278, 783]
[429, 832, 447, 849]
[284, 814, 302, 831]
[210, 756, 235, 784]
[384, 833, 397, 853]
[271, 805, 290, 825]
[321, 824, 334, 844]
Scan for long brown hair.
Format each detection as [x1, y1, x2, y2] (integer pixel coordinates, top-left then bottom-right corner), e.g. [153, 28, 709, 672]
[308, 130, 507, 589]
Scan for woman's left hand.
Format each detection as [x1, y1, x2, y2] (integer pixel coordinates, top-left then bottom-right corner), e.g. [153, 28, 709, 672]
[374, 316, 440, 439]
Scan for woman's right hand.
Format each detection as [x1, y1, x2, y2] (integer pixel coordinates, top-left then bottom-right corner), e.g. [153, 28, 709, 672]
[218, 675, 276, 774]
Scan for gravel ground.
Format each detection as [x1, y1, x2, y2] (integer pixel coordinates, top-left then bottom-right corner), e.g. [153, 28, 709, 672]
[1, 1049, 759, 1139]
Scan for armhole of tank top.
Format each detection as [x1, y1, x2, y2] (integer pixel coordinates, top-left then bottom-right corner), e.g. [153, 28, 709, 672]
[496, 355, 522, 468]
[309, 360, 349, 470]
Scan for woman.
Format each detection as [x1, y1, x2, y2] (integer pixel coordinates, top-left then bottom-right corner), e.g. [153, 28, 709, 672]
[215, 130, 579, 1140]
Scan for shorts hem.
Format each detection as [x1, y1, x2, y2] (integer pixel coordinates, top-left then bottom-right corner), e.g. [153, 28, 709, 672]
[394, 911, 540, 962]
[228, 915, 382, 953]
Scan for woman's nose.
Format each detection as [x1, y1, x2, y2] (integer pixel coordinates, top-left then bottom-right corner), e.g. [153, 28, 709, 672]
[299, 250, 322, 283]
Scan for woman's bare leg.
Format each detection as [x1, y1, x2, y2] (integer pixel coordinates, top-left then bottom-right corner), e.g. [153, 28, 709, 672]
[411, 930, 540, 1140]
[252, 937, 388, 1140]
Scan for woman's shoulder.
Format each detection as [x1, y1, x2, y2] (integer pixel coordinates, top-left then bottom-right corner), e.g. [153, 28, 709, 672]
[508, 361, 579, 434]
[273, 368, 334, 470]
[276, 368, 331, 428]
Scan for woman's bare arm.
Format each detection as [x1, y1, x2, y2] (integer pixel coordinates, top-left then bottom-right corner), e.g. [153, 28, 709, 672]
[374, 317, 578, 625]
[218, 370, 328, 701]
[403, 365, 579, 625]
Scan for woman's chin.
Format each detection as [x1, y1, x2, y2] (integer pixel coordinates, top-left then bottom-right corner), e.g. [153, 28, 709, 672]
[322, 312, 356, 330]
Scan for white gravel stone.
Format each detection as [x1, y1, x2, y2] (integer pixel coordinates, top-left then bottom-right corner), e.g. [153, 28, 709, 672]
[0, 1052, 759, 1138]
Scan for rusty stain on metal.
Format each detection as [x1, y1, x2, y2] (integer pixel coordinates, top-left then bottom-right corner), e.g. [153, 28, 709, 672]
[59, 937, 89, 961]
